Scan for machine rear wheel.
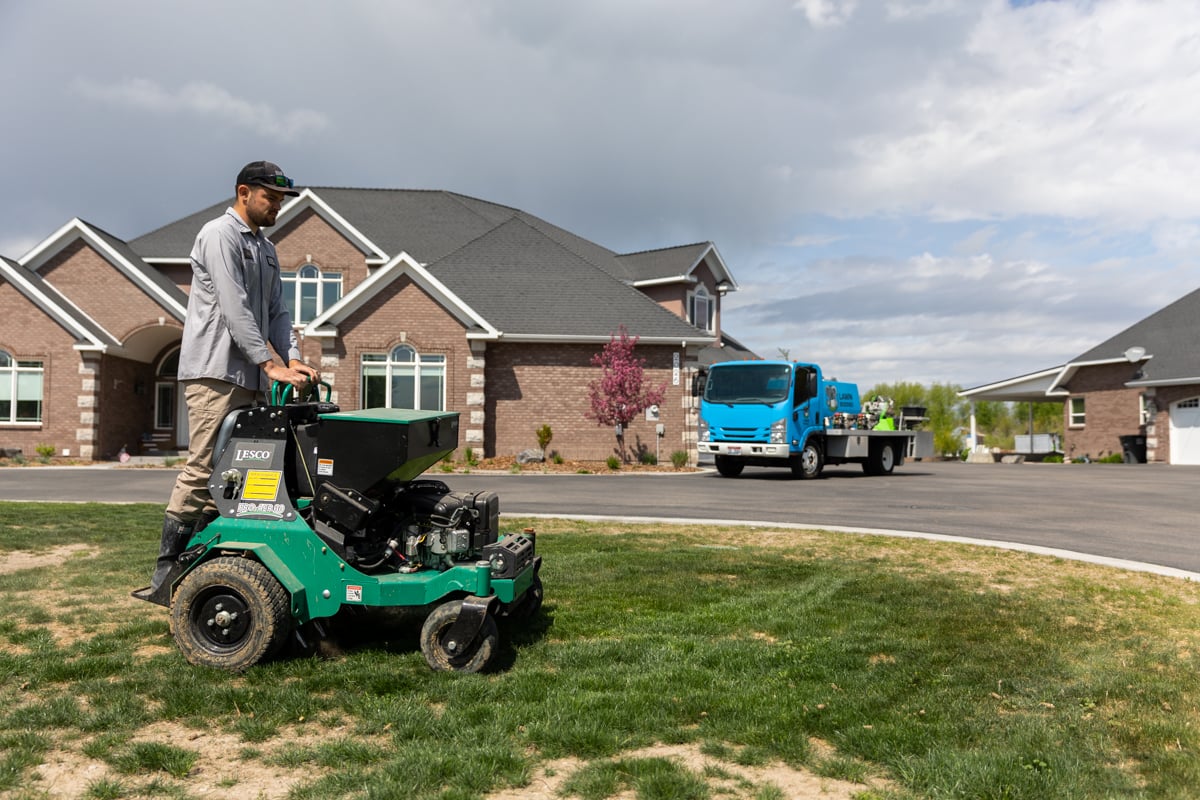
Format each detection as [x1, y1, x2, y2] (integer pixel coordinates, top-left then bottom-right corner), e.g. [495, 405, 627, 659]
[170, 557, 291, 672]
[420, 600, 499, 673]
[506, 576, 544, 620]
[714, 455, 744, 477]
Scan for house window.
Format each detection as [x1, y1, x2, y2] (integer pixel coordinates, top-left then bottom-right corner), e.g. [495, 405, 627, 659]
[361, 345, 446, 411]
[281, 264, 342, 323]
[688, 285, 715, 332]
[1069, 397, 1086, 427]
[0, 350, 44, 424]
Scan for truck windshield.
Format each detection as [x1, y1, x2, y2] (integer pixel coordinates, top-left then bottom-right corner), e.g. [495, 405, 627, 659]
[703, 364, 792, 405]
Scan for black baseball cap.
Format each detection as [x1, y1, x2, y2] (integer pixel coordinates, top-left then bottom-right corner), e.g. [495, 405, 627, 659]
[236, 161, 300, 196]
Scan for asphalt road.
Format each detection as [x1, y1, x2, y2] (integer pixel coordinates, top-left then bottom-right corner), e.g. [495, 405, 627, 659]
[2, 460, 1198, 576]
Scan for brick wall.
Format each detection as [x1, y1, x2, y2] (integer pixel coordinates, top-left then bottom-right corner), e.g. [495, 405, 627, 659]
[484, 341, 692, 461]
[0, 280, 90, 457]
[1143, 385, 1200, 464]
[39, 240, 173, 342]
[1062, 362, 1145, 460]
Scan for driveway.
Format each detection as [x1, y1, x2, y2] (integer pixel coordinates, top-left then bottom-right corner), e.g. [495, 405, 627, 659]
[2, 460, 1197, 576]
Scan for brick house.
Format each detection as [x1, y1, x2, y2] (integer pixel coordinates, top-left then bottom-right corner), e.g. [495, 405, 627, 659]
[961, 285, 1200, 464]
[0, 188, 743, 462]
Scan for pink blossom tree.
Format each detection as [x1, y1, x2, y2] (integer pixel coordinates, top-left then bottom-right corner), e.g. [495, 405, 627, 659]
[585, 326, 666, 461]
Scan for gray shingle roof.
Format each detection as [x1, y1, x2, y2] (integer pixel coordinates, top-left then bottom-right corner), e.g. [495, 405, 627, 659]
[428, 216, 707, 340]
[1073, 285, 1200, 384]
[615, 243, 713, 283]
[129, 188, 720, 342]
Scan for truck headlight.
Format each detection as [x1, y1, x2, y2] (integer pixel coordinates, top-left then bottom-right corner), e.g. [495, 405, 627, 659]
[699, 417, 710, 442]
[770, 418, 786, 444]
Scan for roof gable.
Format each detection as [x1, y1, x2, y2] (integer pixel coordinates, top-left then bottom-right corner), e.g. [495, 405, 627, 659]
[615, 242, 737, 290]
[0, 255, 120, 351]
[21, 219, 187, 320]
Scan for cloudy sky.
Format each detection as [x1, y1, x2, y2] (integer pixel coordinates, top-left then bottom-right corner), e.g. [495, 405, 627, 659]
[3, 0, 1199, 390]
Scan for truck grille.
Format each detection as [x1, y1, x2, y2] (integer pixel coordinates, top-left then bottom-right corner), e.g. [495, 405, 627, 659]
[712, 425, 767, 442]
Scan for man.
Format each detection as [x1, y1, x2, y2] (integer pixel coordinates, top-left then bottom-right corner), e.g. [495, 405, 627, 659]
[133, 161, 319, 605]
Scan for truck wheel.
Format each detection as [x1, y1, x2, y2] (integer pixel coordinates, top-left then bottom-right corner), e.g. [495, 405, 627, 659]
[170, 557, 291, 672]
[714, 455, 744, 477]
[865, 442, 896, 475]
[420, 600, 499, 673]
[792, 442, 823, 479]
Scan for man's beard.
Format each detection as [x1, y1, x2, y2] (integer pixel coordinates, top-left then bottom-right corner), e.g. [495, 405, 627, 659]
[248, 206, 277, 228]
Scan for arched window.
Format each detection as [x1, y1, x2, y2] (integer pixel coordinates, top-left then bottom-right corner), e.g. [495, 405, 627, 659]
[361, 344, 446, 411]
[0, 350, 44, 423]
[688, 285, 715, 332]
[281, 263, 342, 323]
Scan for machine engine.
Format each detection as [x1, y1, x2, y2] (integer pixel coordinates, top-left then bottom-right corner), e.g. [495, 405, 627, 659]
[309, 479, 531, 577]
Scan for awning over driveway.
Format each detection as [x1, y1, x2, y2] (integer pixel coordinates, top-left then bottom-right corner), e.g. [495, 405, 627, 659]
[959, 367, 1066, 451]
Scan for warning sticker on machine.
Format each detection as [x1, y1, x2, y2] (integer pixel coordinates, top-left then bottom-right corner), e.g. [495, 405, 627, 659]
[317, 458, 334, 476]
[346, 585, 363, 602]
[241, 470, 282, 501]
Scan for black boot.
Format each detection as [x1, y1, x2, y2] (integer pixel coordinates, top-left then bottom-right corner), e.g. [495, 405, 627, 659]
[131, 515, 195, 607]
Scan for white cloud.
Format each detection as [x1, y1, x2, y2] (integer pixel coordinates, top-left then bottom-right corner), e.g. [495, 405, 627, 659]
[812, 0, 1200, 225]
[72, 78, 331, 143]
[794, 0, 858, 28]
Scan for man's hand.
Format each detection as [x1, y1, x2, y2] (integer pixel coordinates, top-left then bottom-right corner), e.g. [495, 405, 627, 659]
[288, 359, 321, 383]
[262, 360, 316, 389]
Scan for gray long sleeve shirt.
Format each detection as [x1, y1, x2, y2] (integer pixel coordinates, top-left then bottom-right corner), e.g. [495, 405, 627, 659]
[177, 208, 302, 391]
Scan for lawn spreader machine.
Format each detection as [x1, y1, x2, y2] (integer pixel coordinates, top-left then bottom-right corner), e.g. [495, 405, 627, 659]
[146, 383, 541, 673]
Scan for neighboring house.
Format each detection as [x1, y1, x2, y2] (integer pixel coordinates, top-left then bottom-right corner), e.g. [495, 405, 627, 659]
[0, 188, 743, 462]
[961, 285, 1200, 464]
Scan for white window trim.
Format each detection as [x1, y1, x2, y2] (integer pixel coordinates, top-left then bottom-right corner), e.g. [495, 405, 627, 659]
[0, 351, 45, 425]
[283, 264, 343, 325]
[361, 345, 446, 411]
[687, 285, 715, 333]
[1069, 396, 1086, 428]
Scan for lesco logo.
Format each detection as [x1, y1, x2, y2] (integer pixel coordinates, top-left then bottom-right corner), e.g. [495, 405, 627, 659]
[232, 441, 276, 465]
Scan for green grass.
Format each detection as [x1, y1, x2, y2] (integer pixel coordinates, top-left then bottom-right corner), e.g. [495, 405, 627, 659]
[1, 502, 1198, 798]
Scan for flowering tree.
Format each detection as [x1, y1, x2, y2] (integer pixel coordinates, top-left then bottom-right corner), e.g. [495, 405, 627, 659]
[585, 326, 667, 461]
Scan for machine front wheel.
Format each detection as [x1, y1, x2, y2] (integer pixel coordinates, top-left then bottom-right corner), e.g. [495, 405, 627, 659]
[170, 557, 291, 672]
[420, 600, 499, 673]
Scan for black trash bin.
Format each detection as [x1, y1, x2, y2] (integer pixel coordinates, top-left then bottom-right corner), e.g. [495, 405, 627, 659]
[1119, 434, 1146, 464]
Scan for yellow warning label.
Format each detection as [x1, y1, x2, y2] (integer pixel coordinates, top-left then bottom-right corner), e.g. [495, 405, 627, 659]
[242, 470, 282, 501]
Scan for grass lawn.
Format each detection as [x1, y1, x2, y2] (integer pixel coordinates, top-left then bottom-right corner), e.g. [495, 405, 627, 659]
[0, 502, 1198, 799]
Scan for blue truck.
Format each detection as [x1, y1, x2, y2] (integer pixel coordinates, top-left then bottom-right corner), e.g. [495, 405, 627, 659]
[696, 360, 932, 478]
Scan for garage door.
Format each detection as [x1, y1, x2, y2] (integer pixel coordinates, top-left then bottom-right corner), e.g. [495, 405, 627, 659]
[1170, 398, 1200, 465]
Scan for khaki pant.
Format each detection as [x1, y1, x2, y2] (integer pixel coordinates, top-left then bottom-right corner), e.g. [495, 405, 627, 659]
[166, 379, 259, 522]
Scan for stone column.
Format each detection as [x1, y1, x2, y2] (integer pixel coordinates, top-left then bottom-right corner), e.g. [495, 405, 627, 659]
[76, 355, 100, 460]
[465, 341, 486, 450]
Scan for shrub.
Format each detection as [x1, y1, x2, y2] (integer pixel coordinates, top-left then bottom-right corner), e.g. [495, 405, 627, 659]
[35, 444, 56, 460]
[552, 452, 564, 465]
[464, 447, 479, 467]
[606, 455, 621, 470]
[536, 424, 553, 453]
[671, 450, 689, 469]
[639, 451, 657, 466]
